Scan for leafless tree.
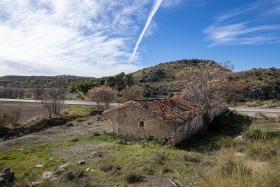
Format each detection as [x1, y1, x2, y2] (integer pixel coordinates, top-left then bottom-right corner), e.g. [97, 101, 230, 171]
[121, 85, 144, 102]
[41, 88, 66, 120]
[176, 60, 234, 131]
[32, 85, 45, 100]
[87, 86, 117, 110]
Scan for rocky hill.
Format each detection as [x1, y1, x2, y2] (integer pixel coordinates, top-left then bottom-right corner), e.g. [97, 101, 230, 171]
[132, 59, 209, 96]
[131, 59, 280, 100]
[0, 59, 279, 100]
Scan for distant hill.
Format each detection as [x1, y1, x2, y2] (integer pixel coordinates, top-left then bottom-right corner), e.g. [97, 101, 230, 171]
[0, 59, 279, 100]
[0, 75, 95, 88]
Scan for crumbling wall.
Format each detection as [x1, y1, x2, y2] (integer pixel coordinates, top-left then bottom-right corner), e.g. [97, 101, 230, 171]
[103, 106, 176, 144]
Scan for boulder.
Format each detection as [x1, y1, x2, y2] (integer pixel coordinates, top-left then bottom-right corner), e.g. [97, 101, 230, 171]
[42, 171, 53, 180]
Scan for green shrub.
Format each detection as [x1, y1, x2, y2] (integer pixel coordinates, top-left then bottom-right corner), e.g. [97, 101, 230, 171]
[167, 92, 174, 98]
[76, 118, 85, 122]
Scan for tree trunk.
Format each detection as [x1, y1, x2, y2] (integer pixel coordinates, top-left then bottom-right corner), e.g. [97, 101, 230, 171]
[202, 114, 210, 132]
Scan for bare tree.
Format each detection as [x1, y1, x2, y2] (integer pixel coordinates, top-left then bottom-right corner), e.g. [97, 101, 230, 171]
[41, 88, 66, 120]
[87, 86, 117, 110]
[176, 61, 234, 131]
[121, 85, 144, 102]
[32, 85, 45, 100]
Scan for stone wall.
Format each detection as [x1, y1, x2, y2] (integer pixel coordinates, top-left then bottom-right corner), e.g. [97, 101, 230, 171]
[173, 115, 203, 145]
[173, 107, 228, 145]
[103, 106, 176, 144]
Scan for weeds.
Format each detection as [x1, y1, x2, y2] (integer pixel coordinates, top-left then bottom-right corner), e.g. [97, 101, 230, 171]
[245, 141, 278, 161]
[0, 109, 21, 127]
[76, 118, 85, 122]
[184, 152, 202, 163]
[99, 162, 120, 173]
[123, 171, 143, 184]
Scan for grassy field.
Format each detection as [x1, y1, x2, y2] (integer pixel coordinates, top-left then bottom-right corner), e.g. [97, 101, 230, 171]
[1, 111, 280, 186]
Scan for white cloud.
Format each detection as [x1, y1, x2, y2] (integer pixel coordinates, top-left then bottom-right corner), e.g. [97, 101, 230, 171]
[204, 0, 280, 46]
[0, 0, 157, 77]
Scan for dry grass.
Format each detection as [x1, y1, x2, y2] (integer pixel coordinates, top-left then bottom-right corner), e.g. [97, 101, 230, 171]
[0, 103, 69, 122]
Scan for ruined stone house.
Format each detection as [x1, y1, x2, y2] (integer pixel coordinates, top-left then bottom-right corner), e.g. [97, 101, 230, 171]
[103, 98, 225, 145]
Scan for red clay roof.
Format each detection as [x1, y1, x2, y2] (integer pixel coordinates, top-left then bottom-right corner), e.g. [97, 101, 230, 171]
[103, 98, 195, 124]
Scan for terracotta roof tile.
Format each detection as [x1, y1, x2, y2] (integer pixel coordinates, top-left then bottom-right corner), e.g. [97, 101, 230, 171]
[103, 98, 195, 124]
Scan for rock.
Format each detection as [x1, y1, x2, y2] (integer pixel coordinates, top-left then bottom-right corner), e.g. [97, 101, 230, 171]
[86, 168, 90, 172]
[31, 181, 43, 186]
[59, 163, 69, 169]
[36, 164, 43, 168]
[88, 122, 93, 125]
[90, 169, 94, 172]
[42, 171, 53, 180]
[78, 160, 86, 165]
[50, 178, 57, 182]
[0, 168, 15, 186]
[0, 138, 4, 143]
[55, 163, 68, 174]
[234, 136, 246, 143]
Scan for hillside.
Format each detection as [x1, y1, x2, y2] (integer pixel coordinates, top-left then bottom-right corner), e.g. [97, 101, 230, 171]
[131, 59, 280, 100]
[0, 59, 279, 100]
[132, 59, 212, 96]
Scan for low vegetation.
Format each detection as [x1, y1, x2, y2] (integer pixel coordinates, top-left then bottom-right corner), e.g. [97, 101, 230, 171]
[1, 109, 280, 186]
[0, 109, 21, 127]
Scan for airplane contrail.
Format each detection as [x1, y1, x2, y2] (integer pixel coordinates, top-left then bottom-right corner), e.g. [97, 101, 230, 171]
[129, 0, 163, 62]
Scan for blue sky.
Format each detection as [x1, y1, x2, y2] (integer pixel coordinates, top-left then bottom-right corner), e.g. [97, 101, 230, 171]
[0, 0, 279, 77]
